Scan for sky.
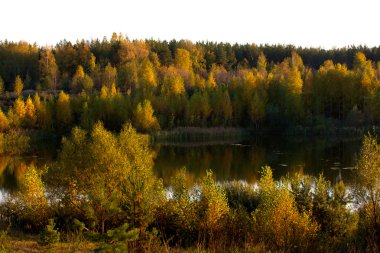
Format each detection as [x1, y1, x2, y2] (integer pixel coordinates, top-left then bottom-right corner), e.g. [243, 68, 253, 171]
[1, 0, 379, 49]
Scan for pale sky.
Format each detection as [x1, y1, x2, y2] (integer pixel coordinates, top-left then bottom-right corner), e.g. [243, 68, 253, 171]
[1, 0, 379, 49]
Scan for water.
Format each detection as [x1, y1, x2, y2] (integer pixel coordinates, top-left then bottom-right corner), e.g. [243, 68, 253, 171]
[153, 136, 361, 185]
[0, 136, 362, 194]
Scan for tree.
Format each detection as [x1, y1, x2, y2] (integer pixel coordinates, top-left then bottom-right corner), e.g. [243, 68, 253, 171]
[3, 165, 50, 231]
[102, 63, 117, 89]
[175, 48, 192, 71]
[199, 171, 229, 247]
[0, 108, 9, 132]
[11, 97, 26, 127]
[24, 96, 37, 128]
[13, 75, 23, 96]
[355, 133, 380, 251]
[39, 48, 58, 90]
[257, 51, 267, 79]
[252, 166, 318, 252]
[71, 65, 85, 92]
[0, 76, 4, 95]
[139, 59, 157, 95]
[82, 74, 94, 94]
[249, 91, 265, 127]
[53, 123, 163, 234]
[161, 67, 185, 96]
[134, 100, 160, 132]
[56, 91, 72, 131]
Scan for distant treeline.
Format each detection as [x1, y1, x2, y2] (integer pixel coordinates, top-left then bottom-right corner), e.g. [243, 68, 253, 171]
[0, 34, 380, 133]
[2, 35, 380, 87]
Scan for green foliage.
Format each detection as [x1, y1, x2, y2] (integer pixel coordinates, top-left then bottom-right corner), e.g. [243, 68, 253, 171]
[53, 122, 163, 234]
[0, 229, 11, 253]
[96, 223, 139, 252]
[0, 76, 4, 95]
[39, 219, 60, 245]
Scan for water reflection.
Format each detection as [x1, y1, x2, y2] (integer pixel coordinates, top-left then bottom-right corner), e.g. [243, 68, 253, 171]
[0, 136, 362, 192]
[153, 137, 361, 185]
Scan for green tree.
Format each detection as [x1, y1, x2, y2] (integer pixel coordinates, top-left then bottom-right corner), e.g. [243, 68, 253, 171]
[0, 76, 4, 95]
[54, 123, 163, 234]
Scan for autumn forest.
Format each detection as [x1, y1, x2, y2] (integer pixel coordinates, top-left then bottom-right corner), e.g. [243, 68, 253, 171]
[0, 34, 380, 252]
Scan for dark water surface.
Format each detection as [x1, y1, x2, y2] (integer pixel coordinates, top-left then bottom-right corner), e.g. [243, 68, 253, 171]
[153, 136, 361, 185]
[0, 136, 362, 194]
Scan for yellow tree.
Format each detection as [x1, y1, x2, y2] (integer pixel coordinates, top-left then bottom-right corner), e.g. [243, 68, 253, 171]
[0, 108, 9, 132]
[10, 97, 26, 127]
[257, 51, 267, 79]
[175, 48, 192, 72]
[161, 67, 185, 96]
[4, 165, 50, 230]
[252, 166, 319, 252]
[139, 59, 157, 96]
[39, 48, 59, 90]
[199, 171, 230, 248]
[56, 91, 72, 130]
[71, 65, 85, 92]
[134, 99, 160, 132]
[102, 63, 117, 89]
[355, 133, 380, 249]
[13, 75, 24, 96]
[24, 96, 37, 128]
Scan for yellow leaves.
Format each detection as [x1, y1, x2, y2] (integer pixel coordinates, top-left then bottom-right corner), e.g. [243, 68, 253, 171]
[103, 63, 117, 89]
[25, 96, 37, 128]
[175, 48, 192, 72]
[253, 166, 319, 251]
[118, 40, 149, 64]
[206, 72, 217, 89]
[139, 59, 157, 91]
[134, 99, 160, 132]
[161, 67, 185, 96]
[0, 108, 9, 132]
[201, 171, 229, 230]
[56, 91, 72, 129]
[13, 75, 23, 96]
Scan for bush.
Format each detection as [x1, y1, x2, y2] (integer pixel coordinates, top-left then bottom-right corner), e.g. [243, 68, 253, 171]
[39, 219, 60, 245]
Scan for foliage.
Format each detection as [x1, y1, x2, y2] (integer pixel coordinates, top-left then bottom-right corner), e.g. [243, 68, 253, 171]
[13, 75, 23, 96]
[355, 133, 380, 251]
[39, 219, 60, 245]
[52, 122, 164, 235]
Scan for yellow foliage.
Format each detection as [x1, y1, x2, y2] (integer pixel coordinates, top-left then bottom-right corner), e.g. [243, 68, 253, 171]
[25, 96, 37, 128]
[0, 108, 9, 132]
[134, 100, 160, 132]
[13, 75, 24, 96]
[56, 91, 72, 129]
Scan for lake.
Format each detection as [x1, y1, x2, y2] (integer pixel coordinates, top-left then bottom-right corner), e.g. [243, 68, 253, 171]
[0, 136, 362, 193]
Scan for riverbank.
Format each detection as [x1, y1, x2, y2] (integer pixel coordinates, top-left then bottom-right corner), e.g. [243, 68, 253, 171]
[151, 125, 380, 143]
